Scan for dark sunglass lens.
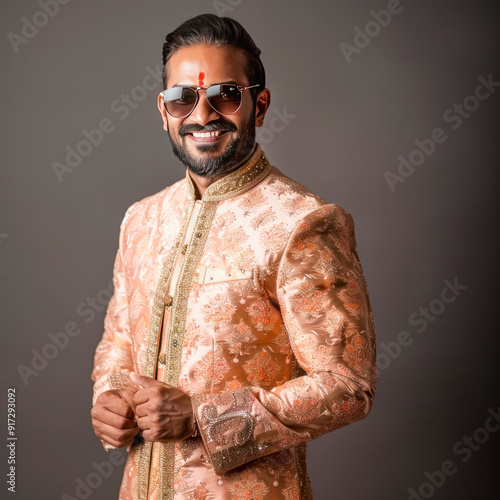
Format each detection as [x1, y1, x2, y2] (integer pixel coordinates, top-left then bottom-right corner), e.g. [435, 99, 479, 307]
[207, 85, 241, 114]
[164, 87, 197, 117]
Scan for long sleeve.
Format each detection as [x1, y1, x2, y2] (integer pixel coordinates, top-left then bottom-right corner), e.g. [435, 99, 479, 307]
[90, 204, 139, 406]
[191, 203, 376, 474]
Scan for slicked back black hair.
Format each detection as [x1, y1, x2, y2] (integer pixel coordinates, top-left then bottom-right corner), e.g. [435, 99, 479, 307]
[161, 13, 265, 100]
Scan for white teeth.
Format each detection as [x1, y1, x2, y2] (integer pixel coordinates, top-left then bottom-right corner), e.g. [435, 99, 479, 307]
[192, 130, 222, 138]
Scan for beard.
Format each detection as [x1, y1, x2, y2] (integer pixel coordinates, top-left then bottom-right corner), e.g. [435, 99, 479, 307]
[167, 112, 256, 178]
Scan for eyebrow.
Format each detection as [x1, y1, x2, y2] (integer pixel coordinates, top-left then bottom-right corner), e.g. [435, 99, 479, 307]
[170, 80, 240, 88]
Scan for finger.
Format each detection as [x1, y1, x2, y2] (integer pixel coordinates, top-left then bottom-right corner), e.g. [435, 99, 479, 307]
[135, 415, 151, 432]
[140, 430, 156, 442]
[92, 406, 137, 430]
[133, 389, 151, 407]
[130, 372, 156, 388]
[93, 419, 139, 447]
[100, 434, 123, 449]
[99, 430, 138, 450]
[97, 391, 135, 419]
[130, 372, 173, 390]
[134, 402, 151, 419]
[118, 389, 137, 414]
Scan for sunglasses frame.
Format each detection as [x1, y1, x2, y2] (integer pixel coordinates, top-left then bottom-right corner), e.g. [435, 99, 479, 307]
[160, 83, 261, 118]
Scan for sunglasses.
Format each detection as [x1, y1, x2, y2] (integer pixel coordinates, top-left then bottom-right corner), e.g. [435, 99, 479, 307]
[160, 83, 261, 118]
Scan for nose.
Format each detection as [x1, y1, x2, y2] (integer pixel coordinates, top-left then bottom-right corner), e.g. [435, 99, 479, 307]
[188, 89, 220, 126]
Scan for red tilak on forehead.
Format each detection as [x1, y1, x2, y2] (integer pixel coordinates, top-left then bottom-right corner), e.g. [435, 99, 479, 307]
[198, 72, 205, 87]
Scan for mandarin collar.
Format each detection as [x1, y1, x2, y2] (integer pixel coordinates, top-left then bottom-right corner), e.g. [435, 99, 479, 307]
[185, 144, 271, 202]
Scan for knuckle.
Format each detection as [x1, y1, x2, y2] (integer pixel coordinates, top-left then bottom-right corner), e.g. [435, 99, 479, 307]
[117, 418, 130, 430]
[115, 432, 127, 443]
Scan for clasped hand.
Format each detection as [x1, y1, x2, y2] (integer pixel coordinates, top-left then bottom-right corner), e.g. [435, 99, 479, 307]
[91, 372, 195, 449]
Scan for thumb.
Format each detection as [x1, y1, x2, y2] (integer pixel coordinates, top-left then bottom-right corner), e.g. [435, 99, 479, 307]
[130, 371, 156, 389]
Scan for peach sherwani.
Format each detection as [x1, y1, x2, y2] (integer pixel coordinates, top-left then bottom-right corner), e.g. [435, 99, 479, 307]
[91, 144, 376, 499]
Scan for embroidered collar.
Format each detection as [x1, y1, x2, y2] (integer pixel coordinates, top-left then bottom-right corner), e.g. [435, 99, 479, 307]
[185, 143, 271, 202]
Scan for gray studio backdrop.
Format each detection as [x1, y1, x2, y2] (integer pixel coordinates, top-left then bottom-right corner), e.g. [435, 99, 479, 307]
[1, 1, 499, 499]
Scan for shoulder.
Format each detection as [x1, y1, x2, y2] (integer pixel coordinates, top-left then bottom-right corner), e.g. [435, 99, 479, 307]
[261, 166, 355, 232]
[263, 166, 326, 205]
[119, 177, 187, 233]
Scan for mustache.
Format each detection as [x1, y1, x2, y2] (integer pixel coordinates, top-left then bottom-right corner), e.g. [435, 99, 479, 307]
[180, 121, 237, 136]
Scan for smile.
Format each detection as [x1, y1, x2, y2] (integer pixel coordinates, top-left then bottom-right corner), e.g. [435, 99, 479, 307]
[187, 130, 229, 142]
[192, 130, 224, 138]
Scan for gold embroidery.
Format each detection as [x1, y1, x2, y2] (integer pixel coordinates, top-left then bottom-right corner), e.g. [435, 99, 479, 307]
[137, 199, 192, 499]
[139, 145, 273, 499]
[156, 200, 218, 498]
[136, 440, 153, 500]
[186, 145, 271, 202]
[198, 265, 254, 284]
[192, 389, 262, 474]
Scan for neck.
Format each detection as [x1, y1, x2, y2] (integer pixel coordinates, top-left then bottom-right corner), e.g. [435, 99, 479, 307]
[188, 145, 257, 200]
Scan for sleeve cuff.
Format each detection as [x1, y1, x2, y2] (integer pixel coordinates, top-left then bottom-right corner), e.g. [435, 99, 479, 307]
[92, 370, 138, 406]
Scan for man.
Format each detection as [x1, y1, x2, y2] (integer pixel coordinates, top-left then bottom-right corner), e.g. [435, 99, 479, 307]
[91, 13, 376, 500]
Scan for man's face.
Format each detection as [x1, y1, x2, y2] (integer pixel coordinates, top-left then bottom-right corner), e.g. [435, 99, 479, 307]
[158, 44, 261, 178]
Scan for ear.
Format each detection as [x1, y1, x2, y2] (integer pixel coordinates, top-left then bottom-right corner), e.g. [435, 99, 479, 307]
[254, 88, 271, 127]
[157, 93, 169, 132]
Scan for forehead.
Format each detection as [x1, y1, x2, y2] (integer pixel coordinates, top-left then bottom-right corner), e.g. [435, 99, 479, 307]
[166, 44, 249, 87]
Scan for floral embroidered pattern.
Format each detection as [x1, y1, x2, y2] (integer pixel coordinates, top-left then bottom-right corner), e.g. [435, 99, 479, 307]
[246, 297, 281, 331]
[277, 260, 294, 290]
[173, 465, 192, 494]
[297, 339, 334, 370]
[224, 376, 245, 392]
[238, 189, 266, 214]
[243, 350, 281, 388]
[343, 332, 372, 370]
[312, 246, 341, 287]
[282, 483, 301, 500]
[291, 397, 322, 425]
[227, 246, 256, 272]
[213, 210, 236, 230]
[260, 448, 294, 477]
[250, 207, 277, 230]
[193, 345, 230, 389]
[339, 280, 365, 319]
[289, 281, 325, 321]
[323, 309, 347, 344]
[226, 321, 257, 360]
[219, 226, 249, 257]
[283, 196, 317, 216]
[178, 437, 199, 462]
[267, 173, 309, 198]
[229, 470, 270, 500]
[203, 293, 237, 331]
[327, 224, 351, 258]
[260, 223, 290, 253]
[183, 319, 201, 357]
[191, 482, 209, 500]
[288, 229, 318, 261]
